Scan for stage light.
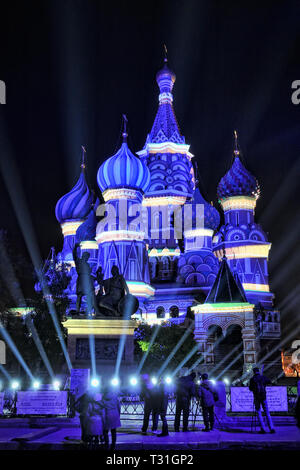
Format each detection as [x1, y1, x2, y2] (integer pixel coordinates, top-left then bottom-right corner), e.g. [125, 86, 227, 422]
[11, 381, 20, 390]
[91, 378, 100, 388]
[151, 377, 158, 385]
[53, 379, 61, 390]
[210, 379, 216, 385]
[33, 380, 41, 390]
[165, 376, 172, 385]
[111, 377, 120, 387]
[223, 378, 230, 385]
[129, 377, 138, 386]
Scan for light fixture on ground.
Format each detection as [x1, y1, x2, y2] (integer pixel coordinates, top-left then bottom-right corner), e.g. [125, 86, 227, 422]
[210, 379, 216, 385]
[91, 377, 100, 388]
[165, 376, 172, 385]
[129, 377, 138, 386]
[33, 380, 41, 390]
[11, 380, 20, 390]
[151, 377, 158, 385]
[223, 377, 230, 385]
[111, 377, 120, 387]
[53, 379, 61, 390]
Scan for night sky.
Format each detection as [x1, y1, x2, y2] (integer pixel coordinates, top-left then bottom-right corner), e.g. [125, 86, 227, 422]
[0, 0, 299, 338]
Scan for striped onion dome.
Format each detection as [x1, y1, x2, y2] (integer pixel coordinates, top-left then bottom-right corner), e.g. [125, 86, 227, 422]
[97, 137, 150, 194]
[55, 168, 93, 224]
[217, 156, 260, 201]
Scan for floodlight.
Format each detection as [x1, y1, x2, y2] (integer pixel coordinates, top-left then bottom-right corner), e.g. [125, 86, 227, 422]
[91, 378, 100, 388]
[53, 379, 61, 390]
[33, 380, 41, 390]
[111, 377, 120, 387]
[11, 381, 20, 390]
[129, 377, 138, 386]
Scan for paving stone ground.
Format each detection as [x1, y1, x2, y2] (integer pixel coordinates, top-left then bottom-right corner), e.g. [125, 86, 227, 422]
[0, 417, 299, 450]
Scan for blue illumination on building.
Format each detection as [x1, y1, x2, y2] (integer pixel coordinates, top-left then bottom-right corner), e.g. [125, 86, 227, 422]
[50, 60, 280, 350]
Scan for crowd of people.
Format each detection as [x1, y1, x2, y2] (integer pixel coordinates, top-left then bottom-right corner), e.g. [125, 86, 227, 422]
[74, 368, 300, 449]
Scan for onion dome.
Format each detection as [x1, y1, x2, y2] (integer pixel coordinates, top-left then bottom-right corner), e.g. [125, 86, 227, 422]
[55, 147, 93, 224]
[156, 57, 176, 96]
[186, 187, 220, 231]
[97, 116, 150, 193]
[217, 131, 260, 200]
[75, 205, 97, 243]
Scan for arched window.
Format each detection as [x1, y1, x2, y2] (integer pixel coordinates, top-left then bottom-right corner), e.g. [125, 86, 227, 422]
[170, 306, 179, 318]
[156, 306, 165, 319]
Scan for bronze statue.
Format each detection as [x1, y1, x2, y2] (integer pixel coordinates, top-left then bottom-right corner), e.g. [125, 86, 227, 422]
[98, 265, 138, 317]
[72, 243, 98, 315]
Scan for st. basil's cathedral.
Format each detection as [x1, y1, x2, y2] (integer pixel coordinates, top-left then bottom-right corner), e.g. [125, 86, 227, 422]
[53, 58, 281, 375]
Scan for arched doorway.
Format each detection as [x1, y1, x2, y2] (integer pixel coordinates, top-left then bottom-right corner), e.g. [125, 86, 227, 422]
[213, 324, 244, 379]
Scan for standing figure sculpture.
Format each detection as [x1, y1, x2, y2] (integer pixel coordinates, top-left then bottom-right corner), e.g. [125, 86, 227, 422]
[98, 265, 132, 316]
[73, 243, 97, 314]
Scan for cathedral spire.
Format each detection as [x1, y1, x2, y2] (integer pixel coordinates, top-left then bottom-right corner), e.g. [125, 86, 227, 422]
[233, 130, 240, 157]
[81, 145, 86, 170]
[122, 114, 128, 142]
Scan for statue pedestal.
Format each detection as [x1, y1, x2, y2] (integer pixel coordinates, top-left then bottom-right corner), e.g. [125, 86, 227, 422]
[63, 318, 137, 378]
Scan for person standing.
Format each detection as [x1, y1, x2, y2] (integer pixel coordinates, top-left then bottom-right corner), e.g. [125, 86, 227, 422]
[153, 378, 169, 437]
[100, 386, 121, 451]
[198, 373, 217, 432]
[140, 374, 157, 435]
[74, 391, 92, 443]
[174, 371, 196, 432]
[249, 367, 275, 434]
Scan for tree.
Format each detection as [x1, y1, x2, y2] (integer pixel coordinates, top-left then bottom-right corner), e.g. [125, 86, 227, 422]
[30, 256, 71, 375]
[134, 321, 199, 374]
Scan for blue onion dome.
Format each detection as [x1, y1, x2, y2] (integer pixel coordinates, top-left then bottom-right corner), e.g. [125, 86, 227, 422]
[75, 205, 97, 243]
[55, 150, 93, 224]
[217, 132, 260, 201]
[97, 120, 150, 193]
[186, 187, 220, 231]
[156, 57, 176, 95]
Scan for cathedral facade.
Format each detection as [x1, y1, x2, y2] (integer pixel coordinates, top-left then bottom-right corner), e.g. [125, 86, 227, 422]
[54, 59, 281, 373]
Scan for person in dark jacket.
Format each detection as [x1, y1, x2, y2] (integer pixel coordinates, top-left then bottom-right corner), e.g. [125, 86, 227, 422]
[174, 372, 196, 432]
[140, 374, 157, 434]
[152, 378, 169, 437]
[74, 391, 103, 444]
[100, 386, 121, 451]
[198, 373, 216, 432]
[249, 367, 275, 434]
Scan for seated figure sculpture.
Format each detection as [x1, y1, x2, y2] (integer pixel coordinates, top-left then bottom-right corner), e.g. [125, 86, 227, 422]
[98, 265, 138, 317]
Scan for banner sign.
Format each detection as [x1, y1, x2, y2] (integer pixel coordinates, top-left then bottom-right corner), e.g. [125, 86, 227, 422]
[16, 391, 68, 415]
[0, 392, 4, 414]
[231, 386, 288, 412]
[70, 369, 90, 400]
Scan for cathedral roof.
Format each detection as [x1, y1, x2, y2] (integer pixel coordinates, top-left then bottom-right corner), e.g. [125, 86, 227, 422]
[186, 187, 220, 231]
[55, 149, 93, 224]
[97, 120, 150, 193]
[217, 132, 260, 200]
[205, 257, 247, 303]
[148, 58, 185, 144]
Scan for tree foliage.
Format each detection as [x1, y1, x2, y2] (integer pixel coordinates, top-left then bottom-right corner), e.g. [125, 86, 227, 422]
[134, 322, 199, 374]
